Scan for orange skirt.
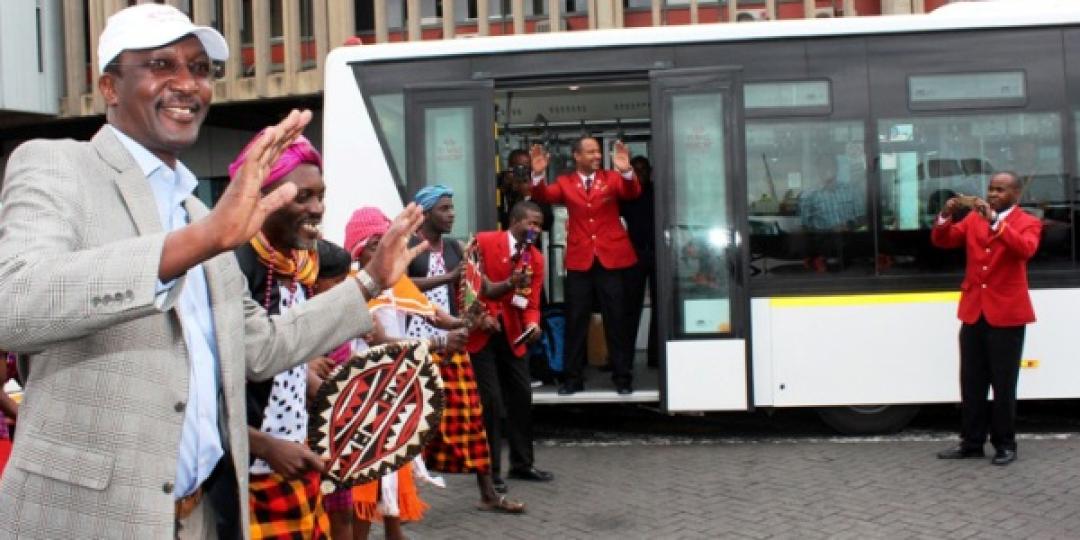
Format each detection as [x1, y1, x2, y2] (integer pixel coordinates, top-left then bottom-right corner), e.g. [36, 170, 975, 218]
[351, 463, 427, 523]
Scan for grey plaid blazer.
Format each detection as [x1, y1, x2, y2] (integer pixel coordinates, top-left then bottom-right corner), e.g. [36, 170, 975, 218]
[0, 127, 372, 539]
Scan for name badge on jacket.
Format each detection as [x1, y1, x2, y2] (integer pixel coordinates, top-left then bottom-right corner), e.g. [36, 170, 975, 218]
[511, 295, 529, 310]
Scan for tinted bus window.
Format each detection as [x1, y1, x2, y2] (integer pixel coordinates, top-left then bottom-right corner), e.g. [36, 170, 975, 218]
[877, 112, 1067, 273]
[745, 81, 831, 116]
[908, 71, 1027, 109]
[370, 93, 407, 190]
[747, 120, 870, 278]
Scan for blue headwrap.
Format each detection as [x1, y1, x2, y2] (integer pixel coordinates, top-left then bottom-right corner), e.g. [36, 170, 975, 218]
[414, 184, 454, 211]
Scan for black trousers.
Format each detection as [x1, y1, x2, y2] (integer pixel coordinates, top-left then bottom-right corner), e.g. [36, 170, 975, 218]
[472, 329, 535, 477]
[958, 316, 1026, 451]
[564, 261, 631, 386]
[623, 253, 659, 367]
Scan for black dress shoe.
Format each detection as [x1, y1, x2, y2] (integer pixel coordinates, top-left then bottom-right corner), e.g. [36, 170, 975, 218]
[508, 466, 554, 482]
[557, 382, 583, 396]
[616, 385, 633, 395]
[937, 445, 985, 459]
[493, 477, 508, 494]
[991, 448, 1017, 466]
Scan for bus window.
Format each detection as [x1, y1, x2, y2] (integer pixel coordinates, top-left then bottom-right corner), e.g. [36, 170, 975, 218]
[421, 105, 479, 239]
[746, 121, 871, 277]
[369, 93, 407, 192]
[877, 112, 1068, 273]
[670, 92, 732, 335]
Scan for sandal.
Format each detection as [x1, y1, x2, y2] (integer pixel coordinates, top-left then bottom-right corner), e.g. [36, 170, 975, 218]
[476, 495, 526, 514]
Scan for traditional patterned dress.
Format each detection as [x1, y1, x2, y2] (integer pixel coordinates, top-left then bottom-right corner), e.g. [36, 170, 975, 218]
[237, 238, 324, 540]
[409, 244, 492, 474]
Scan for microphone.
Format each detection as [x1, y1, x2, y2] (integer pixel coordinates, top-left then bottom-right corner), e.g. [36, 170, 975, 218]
[520, 230, 537, 265]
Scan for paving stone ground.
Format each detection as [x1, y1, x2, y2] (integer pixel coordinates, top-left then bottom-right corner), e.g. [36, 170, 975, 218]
[386, 436, 1080, 539]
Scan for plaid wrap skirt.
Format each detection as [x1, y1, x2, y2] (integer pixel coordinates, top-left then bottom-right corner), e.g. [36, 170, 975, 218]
[249, 471, 325, 540]
[422, 352, 491, 474]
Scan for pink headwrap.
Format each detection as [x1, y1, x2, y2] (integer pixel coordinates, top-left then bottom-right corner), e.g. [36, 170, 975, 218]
[344, 207, 391, 258]
[227, 132, 322, 189]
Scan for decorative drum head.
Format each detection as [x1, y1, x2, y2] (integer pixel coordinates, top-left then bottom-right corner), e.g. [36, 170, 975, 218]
[309, 340, 444, 493]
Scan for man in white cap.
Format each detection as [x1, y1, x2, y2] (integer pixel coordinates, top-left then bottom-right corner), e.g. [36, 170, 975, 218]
[0, 4, 427, 538]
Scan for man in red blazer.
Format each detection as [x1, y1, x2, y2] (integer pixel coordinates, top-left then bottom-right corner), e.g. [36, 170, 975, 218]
[530, 137, 641, 395]
[468, 201, 554, 485]
[932, 171, 1041, 466]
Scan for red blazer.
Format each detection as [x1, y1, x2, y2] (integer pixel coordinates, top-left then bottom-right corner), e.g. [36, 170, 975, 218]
[466, 231, 545, 357]
[531, 169, 642, 271]
[931, 207, 1042, 327]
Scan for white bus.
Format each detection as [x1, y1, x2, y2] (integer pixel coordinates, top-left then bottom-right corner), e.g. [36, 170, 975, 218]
[320, 1, 1080, 433]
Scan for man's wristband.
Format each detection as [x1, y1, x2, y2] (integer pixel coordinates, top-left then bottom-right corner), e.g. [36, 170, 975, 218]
[355, 269, 382, 299]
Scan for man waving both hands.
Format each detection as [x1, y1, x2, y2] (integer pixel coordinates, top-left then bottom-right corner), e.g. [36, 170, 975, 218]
[529, 137, 641, 396]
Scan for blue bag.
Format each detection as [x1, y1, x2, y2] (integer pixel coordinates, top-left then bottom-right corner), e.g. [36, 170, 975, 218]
[540, 306, 565, 374]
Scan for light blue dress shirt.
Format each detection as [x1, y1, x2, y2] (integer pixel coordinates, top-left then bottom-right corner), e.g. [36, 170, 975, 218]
[108, 126, 223, 499]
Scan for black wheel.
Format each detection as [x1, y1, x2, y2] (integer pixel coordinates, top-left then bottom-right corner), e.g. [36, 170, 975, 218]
[815, 405, 920, 435]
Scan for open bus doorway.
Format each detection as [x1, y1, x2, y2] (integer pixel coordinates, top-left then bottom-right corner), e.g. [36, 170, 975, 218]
[492, 81, 661, 404]
[401, 67, 751, 412]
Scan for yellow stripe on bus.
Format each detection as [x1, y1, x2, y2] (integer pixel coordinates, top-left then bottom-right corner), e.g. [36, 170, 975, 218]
[770, 292, 960, 308]
[1021, 359, 1039, 369]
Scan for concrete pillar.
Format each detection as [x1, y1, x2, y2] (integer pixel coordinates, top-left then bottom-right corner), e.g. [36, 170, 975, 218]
[511, 0, 524, 34]
[477, 0, 490, 35]
[281, 0, 300, 91]
[375, 0, 388, 43]
[407, 0, 421, 41]
[252, 0, 270, 95]
[313, 0, 328, 79]
[595, 0, 618, 29]
[444, 0, 457, 38]
[62, 0, 86, 115]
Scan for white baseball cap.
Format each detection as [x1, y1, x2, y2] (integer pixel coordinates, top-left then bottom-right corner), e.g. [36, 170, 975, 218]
[97, 3, 228, 74]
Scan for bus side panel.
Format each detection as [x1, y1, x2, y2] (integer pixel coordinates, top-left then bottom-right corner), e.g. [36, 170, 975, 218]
[321, 53, 406, 247]
[750, 298, 776, 407]
[1016, 289, 1080, 400]
[752, 290, 1080, 407]
[666, 340, 748, 411]
[761, 294, 961, 407]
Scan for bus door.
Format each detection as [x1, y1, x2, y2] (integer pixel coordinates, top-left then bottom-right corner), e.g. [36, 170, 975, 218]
[650, 67, 752, 412]
[404, 80, 497, 237]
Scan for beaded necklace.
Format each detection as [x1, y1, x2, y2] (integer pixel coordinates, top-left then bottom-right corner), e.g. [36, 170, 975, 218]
[258, 244, 310, 313]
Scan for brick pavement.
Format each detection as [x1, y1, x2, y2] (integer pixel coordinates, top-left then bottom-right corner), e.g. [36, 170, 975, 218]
[391, 436, 1080, 539]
